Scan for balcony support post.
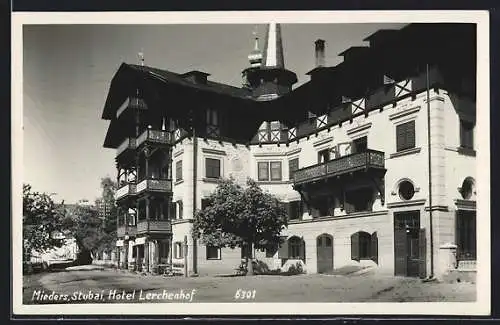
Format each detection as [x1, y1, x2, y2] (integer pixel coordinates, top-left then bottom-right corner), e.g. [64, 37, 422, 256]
[370, 174, 386, 206]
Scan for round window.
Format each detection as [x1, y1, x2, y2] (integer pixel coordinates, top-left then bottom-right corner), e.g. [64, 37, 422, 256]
[460, 178, 474, 200]
[398, 180, 415, 201]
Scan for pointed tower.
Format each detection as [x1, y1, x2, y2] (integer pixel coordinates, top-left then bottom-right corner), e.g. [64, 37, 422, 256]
[242, 23, 297, 100]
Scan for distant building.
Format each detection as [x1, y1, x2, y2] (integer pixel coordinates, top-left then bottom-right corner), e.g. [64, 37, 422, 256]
[101, 23, 476, 279]
[95, 198, 114, 221]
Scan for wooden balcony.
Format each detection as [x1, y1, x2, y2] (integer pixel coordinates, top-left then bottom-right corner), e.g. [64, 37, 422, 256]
[136, 129, 172, 148]
[117, 225, 137, 238]
[116, 138, 136, 158]
[293, 149, 386, 186]
[115, 183, 137, 200]
[136, 220, 172, 235]
[136, 178, 172, 194]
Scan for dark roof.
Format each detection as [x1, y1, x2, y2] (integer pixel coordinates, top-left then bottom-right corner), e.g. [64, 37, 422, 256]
[129, 64, 252, 99]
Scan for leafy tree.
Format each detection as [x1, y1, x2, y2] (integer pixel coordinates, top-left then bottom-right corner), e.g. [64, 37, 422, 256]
[23, 184, 65, 262]
[62, 204, 107, 265]
[192, 178, 287, 275]
[96, 177, 118, 257]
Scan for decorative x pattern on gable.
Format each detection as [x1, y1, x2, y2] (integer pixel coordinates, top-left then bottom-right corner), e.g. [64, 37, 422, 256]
[270, 129, 281, 141]
[174, 129, 181, 141]
[288, 127, 297, 140]
[316, 114, 328, 128]
[206, 125, 220, 138]
[351, 98, 366, 114]
[258, 129, 269, 142]
[395, 79, 412, 97]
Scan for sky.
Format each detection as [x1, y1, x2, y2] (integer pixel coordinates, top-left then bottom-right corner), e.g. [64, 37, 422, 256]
[22, 22, 406, 204]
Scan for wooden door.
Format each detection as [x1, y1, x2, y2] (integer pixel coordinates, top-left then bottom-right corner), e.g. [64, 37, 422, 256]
[394, 211, 422, 277]
[316, 234, 334, 273]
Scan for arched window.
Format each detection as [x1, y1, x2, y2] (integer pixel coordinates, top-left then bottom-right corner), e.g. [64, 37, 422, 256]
[351, 231, 378, 263]
[288, 236, 305, 261]
[398, 180, 415, 201]
[460, 177, 475, 200]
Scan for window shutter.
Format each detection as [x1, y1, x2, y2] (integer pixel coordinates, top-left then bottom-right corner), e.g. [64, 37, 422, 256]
[407, 121, 415, 149]
[351, 232, 360, 261]
[173, 243, 178, 259]
[396, 123, 406, 151]
[418, 228, 427, 279]
[371, 231, 378, 264]
[284, 202, 291, 220]
[278, 237, 289, 259]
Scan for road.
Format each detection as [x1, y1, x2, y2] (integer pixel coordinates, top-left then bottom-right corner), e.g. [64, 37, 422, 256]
[23, 268, 476, 304]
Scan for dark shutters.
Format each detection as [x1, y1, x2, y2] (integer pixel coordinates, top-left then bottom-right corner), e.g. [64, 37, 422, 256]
[418, 228, 427, 278]
[289, 158, 299, 180]
[175, 160, 183, 181]
[169, 202, 177, 219]
[396, 120, 416, 152]
[351, 232, 360, 261]
[371, 231, 378, 264]
[394, 228, 408, 276]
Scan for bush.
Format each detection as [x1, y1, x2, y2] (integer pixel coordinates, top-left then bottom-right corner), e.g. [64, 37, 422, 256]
[285, 262, 305, 275]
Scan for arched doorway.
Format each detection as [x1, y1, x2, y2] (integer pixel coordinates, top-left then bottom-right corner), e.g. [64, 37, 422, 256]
[316, 234, 334, 273]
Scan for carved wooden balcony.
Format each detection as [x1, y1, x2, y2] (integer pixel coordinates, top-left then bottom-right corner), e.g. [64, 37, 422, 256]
[136, 178, 172, 194]
[293, 149, 386, 186]
[116, 138, 136, 158]
[117, 225, 137, 238]
[115, 183, 137, 200]
[136, 129, 172, 148]
[136, 220, 172, 235]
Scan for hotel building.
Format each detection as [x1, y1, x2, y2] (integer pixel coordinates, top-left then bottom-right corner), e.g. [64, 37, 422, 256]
[101, 23, 476, 279]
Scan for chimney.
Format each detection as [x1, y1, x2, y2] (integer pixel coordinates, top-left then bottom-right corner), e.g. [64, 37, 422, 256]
[315, 39, 325, 67]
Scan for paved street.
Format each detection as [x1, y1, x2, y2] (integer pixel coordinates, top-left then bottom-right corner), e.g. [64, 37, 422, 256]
[23, 268, 476, 304]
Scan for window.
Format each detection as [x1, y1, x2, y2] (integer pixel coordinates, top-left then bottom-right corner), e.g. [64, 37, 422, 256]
[318, 148, 330, 163]
[258, 162, 269, 181]
[206, 108, 220, 137]
[175, 160, 183, 181]
[288, 237, 305, 261]
[257, 161, 282, 181]
[289, 158, 299, 180]
[344, 188, 373, 213]
[456, 211, 476, 260]
[206, 246, 221, 260]
[352, 136, 368, 153]
[177, 200, 183, 219]
[287, 200, 303, 220]
[270, 162, 282, 181]
[174, 242, 183, 259]
[206, 108, 218, 126]
[460, 120, 474, 149]
[205, 158, 221, 179]
[396, 120, 416, 152]
[398, 180, 415, 201]
[351, 231, 378, 262]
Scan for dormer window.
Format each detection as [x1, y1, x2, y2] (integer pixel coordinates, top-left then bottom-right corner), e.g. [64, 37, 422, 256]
[206, 108, 219, 137]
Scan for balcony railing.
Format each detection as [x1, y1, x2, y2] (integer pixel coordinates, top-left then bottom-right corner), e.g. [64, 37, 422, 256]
[136, 129, 172, 147]
[116, 138, 136, 157]
[293, 149, 385, 185]
[136, 220, 172, 234]
[117, 225, 137, 238]
[115, 183, 137, 200]
[136, 178, 172, 194]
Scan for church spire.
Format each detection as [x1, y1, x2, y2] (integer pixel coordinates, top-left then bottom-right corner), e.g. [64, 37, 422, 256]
[241, 23, 297, 100]
[261, 22, 285, 69]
